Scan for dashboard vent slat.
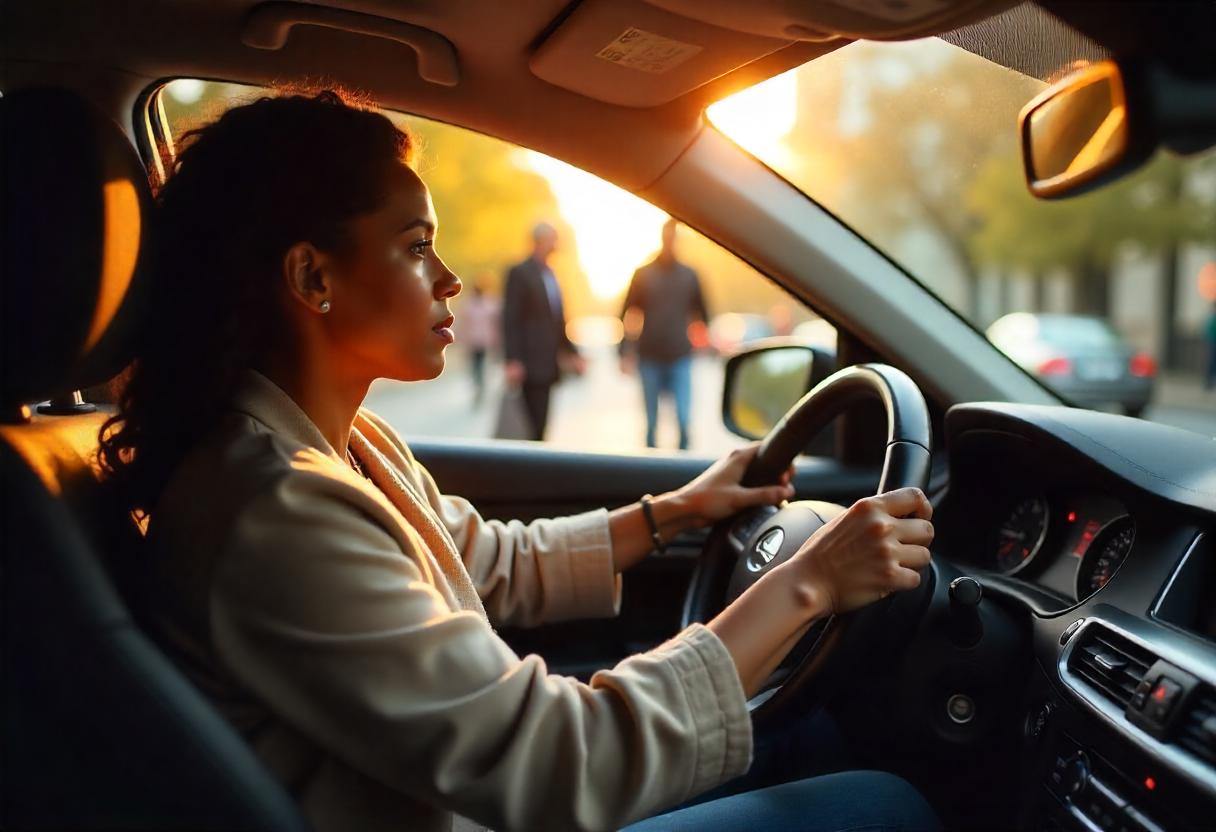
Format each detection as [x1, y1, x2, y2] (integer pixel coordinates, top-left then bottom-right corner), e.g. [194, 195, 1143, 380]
[1178, 691, 1216, 766]
[1068, 626, 1155, 709]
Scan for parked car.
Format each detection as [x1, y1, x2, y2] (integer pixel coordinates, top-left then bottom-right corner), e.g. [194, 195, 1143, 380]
[987, 312, 1156, 416]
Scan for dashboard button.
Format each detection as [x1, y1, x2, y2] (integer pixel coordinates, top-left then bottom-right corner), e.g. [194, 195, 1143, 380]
[1145, 677, 1182, 723]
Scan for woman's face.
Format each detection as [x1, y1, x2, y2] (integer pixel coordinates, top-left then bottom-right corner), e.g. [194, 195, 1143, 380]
[326, 164, 461, 382]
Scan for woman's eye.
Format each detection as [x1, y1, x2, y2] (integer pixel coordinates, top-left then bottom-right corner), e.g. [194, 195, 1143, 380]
[409, 239, 434, 258]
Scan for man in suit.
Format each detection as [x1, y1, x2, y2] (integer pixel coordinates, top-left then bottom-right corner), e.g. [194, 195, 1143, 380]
[502, 222, 584, 440]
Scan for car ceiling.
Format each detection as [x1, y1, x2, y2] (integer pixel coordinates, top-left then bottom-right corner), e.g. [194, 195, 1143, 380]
[3, 1, 1210, 192]
[3, 0, 827, 190]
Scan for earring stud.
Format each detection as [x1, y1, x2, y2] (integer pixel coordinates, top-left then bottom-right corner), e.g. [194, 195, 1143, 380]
[319, 300, 331, 313]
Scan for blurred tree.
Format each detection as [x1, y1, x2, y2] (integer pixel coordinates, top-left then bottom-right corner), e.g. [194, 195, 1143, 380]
[968, 150, 1216, 360]
[394, 117, 593, 315]
[790, 43, 1043, 321]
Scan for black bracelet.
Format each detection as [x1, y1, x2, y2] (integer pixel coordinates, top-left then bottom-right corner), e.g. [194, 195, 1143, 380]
[640, 494, 666, 553]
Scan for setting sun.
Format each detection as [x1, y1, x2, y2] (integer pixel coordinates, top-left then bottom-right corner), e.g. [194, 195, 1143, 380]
[706, 69, 799, 168]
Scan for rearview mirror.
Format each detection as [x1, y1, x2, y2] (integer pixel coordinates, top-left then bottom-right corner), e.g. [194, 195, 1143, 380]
[1020, 59, 1216, 199]
[1020, 62, 1146, 199]
[722, 340, 835, 442]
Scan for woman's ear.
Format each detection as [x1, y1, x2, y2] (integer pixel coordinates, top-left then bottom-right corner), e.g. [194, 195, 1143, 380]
[282, 242, 333, 314]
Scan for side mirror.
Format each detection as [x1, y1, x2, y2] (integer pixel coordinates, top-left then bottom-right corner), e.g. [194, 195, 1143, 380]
[1020, 59, 1216, 200]
[722, 339, 835, 442]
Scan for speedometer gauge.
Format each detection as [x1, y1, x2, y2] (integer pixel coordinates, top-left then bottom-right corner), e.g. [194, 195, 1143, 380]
[1076, 516, 1135, 601]
[993, 496, 1050, 574]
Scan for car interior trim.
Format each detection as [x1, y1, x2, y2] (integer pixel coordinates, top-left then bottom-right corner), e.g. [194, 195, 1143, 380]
[1148, 532, 1210, 636]
[242, 3, 461, 88]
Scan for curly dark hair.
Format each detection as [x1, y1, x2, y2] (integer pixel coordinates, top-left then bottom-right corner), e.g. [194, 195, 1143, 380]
[99, 88, 415, 514]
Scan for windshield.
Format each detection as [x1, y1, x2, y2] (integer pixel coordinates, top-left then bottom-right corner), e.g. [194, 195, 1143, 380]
[709, 38, 1216, 434]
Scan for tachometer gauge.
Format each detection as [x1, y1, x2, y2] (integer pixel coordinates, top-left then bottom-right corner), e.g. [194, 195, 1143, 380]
[994, 496, 1050, 574]
[1076, 516, 1135, 601]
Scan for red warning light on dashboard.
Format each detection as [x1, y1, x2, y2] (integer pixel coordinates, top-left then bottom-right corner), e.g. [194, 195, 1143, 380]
[1067, 511, 1077, 523]
[1073, 519, 1103, 557]
[1144, 776, 1157, 791]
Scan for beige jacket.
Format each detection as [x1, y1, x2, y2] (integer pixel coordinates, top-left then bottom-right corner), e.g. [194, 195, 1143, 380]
[143, 371, 752, 832]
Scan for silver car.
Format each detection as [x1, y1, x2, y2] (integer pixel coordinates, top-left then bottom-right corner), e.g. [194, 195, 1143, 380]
[987, 313, 1155, 417]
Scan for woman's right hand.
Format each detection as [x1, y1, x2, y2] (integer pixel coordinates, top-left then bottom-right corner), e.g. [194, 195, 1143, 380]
[786, 487, 934, 616]
[706, 486, 933, 697]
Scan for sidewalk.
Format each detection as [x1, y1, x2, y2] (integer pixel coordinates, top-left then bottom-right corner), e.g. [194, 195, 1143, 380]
[1155, 372, 1214, 411]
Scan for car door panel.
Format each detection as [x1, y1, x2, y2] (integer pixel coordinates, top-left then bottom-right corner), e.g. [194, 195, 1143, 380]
[411, 439, 880, 678]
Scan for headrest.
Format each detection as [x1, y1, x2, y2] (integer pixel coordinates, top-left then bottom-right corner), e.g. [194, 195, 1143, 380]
[1, 88, 154, 409]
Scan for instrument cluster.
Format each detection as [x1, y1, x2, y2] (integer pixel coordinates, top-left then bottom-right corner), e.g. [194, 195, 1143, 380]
[986, 492, 1133, 602]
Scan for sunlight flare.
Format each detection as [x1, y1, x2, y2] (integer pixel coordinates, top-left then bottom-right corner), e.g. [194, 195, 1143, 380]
[521, 151, 668, 301]
[706, 70, 799, 167]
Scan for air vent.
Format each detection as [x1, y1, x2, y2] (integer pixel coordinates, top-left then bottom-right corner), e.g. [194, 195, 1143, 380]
[1178, 688, 1216, 766]
[1069, 626, 1155, 708]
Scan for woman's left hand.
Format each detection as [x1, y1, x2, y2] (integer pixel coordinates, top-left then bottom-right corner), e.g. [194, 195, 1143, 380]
[673, 442, 795, 528]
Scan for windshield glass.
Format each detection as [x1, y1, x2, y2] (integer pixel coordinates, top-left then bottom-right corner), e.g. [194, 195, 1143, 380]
[709, 38, 1216, 434]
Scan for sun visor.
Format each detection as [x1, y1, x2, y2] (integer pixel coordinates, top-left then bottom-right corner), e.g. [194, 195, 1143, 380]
[530, 0, 1013, 107]
[529, 0, 796, 108]
[642, 0, 1015, 41]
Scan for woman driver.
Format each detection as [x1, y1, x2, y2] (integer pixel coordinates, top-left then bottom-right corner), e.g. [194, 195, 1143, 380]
[100, 90, 938, 832]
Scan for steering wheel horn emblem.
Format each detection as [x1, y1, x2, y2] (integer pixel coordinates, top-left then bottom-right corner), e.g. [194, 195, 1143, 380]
[747, 527, 785, 572]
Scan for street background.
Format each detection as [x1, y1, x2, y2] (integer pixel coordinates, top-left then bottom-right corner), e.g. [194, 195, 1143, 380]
[366, 343, 1215, 457]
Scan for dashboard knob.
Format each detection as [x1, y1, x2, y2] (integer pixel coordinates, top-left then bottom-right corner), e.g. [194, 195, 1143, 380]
[949, 576, 983, 606]
[948, 576, 984, 647]
[1063, 752, 1090, 795]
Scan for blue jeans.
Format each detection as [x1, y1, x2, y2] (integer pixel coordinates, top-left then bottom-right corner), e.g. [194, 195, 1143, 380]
[639, 357, 692, 450]
[623, 770, 939, 831]
[623, 712, 938, 831]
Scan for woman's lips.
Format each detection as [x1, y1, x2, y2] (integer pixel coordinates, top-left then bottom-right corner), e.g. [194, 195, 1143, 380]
[432, 315, 455, 344]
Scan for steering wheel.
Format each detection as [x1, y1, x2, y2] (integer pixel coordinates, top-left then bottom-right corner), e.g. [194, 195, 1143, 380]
[682, 363, 934, 729]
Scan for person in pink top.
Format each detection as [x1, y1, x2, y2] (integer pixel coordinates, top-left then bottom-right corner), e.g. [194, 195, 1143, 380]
[458, 277, 500, 405]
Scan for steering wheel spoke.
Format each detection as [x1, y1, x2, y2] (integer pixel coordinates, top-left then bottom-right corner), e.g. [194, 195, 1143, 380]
[727, 505, 779, 552]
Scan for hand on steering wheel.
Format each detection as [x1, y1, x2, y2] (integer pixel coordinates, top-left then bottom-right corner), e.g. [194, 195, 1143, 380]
[674, 443, 796, 528]
[789, 488, 933, 617]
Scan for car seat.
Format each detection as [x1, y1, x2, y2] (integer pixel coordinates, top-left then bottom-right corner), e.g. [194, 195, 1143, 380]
[0, 87, 309, 831]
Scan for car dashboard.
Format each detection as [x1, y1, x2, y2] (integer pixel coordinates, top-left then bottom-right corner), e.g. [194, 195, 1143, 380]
[934, 403, 1216, 832]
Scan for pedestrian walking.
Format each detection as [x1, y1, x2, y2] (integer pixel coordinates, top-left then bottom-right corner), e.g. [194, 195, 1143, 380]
[620, 219, 709, 450]
[502, 222, 584, 439]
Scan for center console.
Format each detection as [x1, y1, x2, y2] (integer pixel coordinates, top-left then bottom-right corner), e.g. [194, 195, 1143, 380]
[1022, 537, 1216, 832]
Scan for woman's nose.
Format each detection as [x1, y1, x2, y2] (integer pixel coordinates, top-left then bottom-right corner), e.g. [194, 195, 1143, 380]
[435, 257, 462, 300]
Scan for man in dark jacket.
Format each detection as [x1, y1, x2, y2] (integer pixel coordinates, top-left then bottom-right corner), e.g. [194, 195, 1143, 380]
[620, 219, 709, 450]
[502, 223, 583, 440]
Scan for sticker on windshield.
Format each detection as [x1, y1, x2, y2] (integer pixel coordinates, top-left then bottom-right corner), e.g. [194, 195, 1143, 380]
[595, 28, 702, 74]
[825, 0, 951, 23]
